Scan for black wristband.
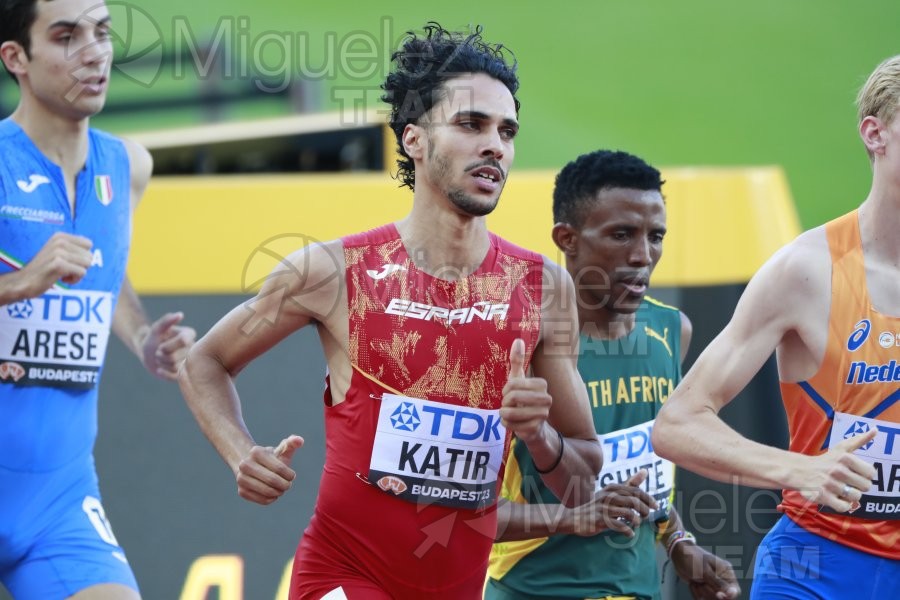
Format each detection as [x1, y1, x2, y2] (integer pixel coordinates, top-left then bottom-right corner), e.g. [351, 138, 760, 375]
[534, 429, 565, 474]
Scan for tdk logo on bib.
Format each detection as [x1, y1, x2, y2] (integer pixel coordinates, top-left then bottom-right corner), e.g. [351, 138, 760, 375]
[597, 420, 675, 521]
[844, 421, 875, 450]
[7, 300, 33, 319]
[0, 290, 113, 389]
[604, 426, 654, 461]
[826, 413, 900, 520]
[38, 293, 107, 323]
[369, 393, 506, 510]
[5, 294, 108, 324]
[390, 401, 502, 441]
[420, 404, 504, 442]
[391, 402, 421, 432]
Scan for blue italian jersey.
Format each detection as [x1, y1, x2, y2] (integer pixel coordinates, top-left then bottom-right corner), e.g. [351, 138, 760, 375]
[0, 118, 131, 471]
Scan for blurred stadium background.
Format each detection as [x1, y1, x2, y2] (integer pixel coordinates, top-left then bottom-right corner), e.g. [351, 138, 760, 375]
[2, 1, 899, 598]
[0, 0, 894, 226]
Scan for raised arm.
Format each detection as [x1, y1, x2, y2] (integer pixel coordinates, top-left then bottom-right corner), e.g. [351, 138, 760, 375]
[653, 235, 876, 510]
[178, 240, 344, 504]
[501, 260, 602, 507]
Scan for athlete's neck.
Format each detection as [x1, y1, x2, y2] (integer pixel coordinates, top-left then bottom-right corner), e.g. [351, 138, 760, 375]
[858, 184, 900, 264]
[578, 306, 636, 341]
[397, 204, 490, 280]
[11, 104, 90, 177]
[857, 188, 900, 317]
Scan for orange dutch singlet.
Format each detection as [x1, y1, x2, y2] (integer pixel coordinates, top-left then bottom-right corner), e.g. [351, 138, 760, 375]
[292, 224, 544, 599]
[780, 210, 900, 558]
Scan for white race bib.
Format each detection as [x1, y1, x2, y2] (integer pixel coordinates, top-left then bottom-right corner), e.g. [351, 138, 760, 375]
[0, 290, 112, 389]
[368, 393, 506, 510]
[825, 412, 900, 520]
[596, 419, 674, 521]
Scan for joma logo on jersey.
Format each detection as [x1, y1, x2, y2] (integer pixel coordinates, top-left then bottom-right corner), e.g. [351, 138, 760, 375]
[384, 298, 509, 324]
[367, 264, 406, 280]
[846, 360, 900, 384]
[16, 174, 51, 193]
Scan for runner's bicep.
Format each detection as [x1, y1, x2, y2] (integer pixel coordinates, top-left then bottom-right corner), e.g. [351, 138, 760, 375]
[198, 290, 314, 376]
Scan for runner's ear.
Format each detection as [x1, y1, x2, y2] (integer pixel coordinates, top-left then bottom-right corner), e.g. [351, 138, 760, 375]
[551, 223, 577, 256]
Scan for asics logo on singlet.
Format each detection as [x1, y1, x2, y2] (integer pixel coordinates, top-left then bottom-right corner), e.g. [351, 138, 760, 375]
[385, 298, 509, 324]
[843, 421, 875, 450]
[847, 319, 871, 351]
[390, 402, 421, 432]
[16, 174, 50, 193]
[367, 264, 406, 280]
[6, 300, 33, 319]
[846, 360, 900, 384]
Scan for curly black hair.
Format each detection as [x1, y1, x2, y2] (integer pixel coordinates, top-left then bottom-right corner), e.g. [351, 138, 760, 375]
[381, 22, 519, 190]
[552, 150, 664, 227]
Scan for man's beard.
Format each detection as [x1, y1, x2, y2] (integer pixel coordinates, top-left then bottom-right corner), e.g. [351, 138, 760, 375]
[431, 151, 502, 217]
[448, 188, 499, 216]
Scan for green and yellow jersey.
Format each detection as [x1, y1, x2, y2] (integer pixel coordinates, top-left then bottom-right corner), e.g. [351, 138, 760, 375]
[487, 297, 683, 600]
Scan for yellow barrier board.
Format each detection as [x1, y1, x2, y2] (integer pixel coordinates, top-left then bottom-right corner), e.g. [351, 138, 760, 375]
[130, 167, 800, 294]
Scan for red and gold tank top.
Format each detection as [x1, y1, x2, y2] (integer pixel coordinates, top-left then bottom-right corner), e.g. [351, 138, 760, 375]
[780, 210, 900, 558]
[342, 223, 543, 508]
[305, 223, 543, 593]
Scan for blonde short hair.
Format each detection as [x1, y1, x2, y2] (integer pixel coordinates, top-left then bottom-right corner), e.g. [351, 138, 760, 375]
[856, 55, 900, 124]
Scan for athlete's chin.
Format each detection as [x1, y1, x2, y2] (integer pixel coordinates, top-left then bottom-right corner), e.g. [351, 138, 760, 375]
[449, 190, 501, 217]
[466, 202, 499, 217]
[80, 97, 107, 116]
[612, 294, 644, 314]
[60, 98, 106, 121]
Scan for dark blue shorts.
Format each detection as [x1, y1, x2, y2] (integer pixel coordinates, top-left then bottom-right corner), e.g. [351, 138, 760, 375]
[0, 454, 138, 598]
[751, 514, 899, 599]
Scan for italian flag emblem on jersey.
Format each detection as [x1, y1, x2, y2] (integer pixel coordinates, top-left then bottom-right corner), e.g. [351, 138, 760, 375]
[94, 175, 113, 206]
